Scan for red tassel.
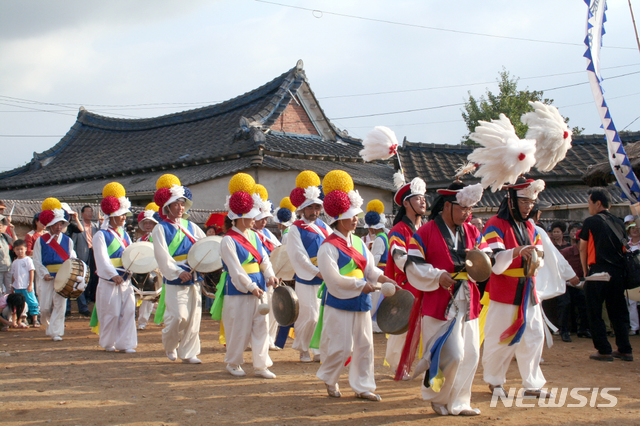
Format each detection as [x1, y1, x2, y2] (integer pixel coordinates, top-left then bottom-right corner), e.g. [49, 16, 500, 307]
[394, 292, 424, 381]
[563, 131, 569, 139]
[518, 153, 526, 161]
[389, 144, 398, 155]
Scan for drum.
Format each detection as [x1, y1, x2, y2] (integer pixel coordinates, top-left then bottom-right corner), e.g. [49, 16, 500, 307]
[376, 289, 415, 335]
[201, 270, 222, 299]
[628, 287, 640, 302]
[272, 283, 299, 326]
[270, 245, 294, 281]
[188, 236, 223, 273]
[131, 272, 162, 300]
[54, 258, 89, 299]
[122, 241, 157, 274]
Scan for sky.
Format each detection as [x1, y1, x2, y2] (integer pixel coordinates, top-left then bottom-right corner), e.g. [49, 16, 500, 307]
[1, 0, 640, 173]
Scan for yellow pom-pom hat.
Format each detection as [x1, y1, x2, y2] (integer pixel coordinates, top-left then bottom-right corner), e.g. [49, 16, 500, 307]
[100, 182, 132, 228]
[153, 173, 193, 216]
[253, 185, 274, 221]
[290, 170, 323, 211]
[225, 173, 262, 220]
[364, 199, 386, 229]
[39, 197, 69, 228]
[322, 170, 363, 225]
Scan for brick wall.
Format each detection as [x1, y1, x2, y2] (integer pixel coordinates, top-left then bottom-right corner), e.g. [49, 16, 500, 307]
[270, 101, 319, 135]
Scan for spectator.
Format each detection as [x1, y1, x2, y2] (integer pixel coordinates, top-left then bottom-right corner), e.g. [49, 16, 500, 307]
[65, 205, 97, 316]
[624, 215, 640, 336]
[549, 221, 569, 250]
[579, 188, 632, 362]
[470, 216, 484, 233]
[25, 213, 46, 257]
[0, 292, 28, 330]
[0, 201, 15, 239]
[0, 215, 13, 294]
[10, 239, 40, 327]
[558, 223, 591, 342]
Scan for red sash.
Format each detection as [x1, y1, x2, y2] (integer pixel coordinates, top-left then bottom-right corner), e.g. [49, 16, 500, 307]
[227, 229, 263, 264]
[324, 234, 367, 272]
[255, 230, 274, 253]
[43, 234, 70, 262]
[168, 219, 196, 244]
[293, 220, 329, 238]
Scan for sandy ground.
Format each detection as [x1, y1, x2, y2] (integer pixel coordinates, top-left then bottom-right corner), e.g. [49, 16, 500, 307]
[1, 310, 640, 426]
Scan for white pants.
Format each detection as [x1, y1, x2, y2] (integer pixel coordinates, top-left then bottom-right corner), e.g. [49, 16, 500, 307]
[370, 290, 383, 333]
[316, 306, 376, 395]
[421, 313, 480, 415]
[0, 271, 11, 294]
[96, 278, 137, 350]
[482, 299, 546, 390]
[163, 283, 202, 360]
[223, 295, 272, 370]
[138, 300, 156, 328]
[627, 298, 639, 332]
[36, 278, 66, 338]
[292, 282, 321, 356]
[385, 332, 407, 373]
[266, 286, 278, 347]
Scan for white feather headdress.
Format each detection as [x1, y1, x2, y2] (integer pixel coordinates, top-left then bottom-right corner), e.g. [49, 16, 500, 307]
[360, 126, 399, 162]
[393, 171, 406, 190]
[467, 114, 537, 192]
[521, 101, 572, 172]
[456, 183, 484, 208]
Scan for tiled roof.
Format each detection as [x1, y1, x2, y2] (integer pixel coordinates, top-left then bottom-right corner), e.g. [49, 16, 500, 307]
[0, 61, 387, 194]
[399, 132, 640, 187]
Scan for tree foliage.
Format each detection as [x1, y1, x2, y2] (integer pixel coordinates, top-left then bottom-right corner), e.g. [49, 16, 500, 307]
[461, 70, 582, 145]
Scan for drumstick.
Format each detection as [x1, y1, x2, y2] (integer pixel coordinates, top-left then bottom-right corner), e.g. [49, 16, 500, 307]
[122, 251, 142, 281]
[189, 248, 213, 274]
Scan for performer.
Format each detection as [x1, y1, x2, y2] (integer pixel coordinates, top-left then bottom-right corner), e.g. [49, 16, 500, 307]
[274, 197, 296, 244]
[384, 174, 427, 375]
[252, 186, 282, 351]
[136, 202, 161, 330]
[152, 174, 205, 364]
[93, 182, 137, 352]
[32, 198, 82, 341]
[481, 177, 547, 397]
[405, 182, 488, 416]
[218, 173, 278, 378]
[364, 199, 389, 332]
[316, 170, 396, 401]
[286, 171, 332, 362]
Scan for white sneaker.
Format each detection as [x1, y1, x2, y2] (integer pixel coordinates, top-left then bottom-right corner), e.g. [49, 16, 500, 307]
[269, 345, 281, 351]
[137, 325, 146, 330]
[183, 357, 201, 364]
[105, 346, 116, 352]
[166, 350, 177, 361]
[300, 351, 312, 362]
[52, 336, 63, 342]
[313, 353, 321, 362]
[226, 364, 246, 377]
[255, 369, 276, 379]
[124, 349, 136, 354]
[431, 402, 449, 416]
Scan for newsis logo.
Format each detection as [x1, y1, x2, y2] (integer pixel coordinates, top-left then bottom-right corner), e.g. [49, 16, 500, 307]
[490, 388, 620, 408]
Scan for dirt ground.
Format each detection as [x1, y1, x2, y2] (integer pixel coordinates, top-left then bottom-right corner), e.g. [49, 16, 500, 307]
[2, 309, 640, 426]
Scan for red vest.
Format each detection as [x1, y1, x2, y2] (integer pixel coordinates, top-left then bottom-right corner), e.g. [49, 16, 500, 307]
[384, 219, 419, 297]
[410, 220, 482, 321]
[483, 216, 541, 305]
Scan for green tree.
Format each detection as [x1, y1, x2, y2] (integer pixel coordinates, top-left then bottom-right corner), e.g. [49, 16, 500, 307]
[461, 70, 582, 145]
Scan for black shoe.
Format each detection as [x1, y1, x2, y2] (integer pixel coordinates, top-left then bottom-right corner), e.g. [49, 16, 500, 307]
[561, 331, 572, 343]
[80, 311, 91, 318]
[577, 330, 592, 338]
[612, 351, 634, 361]
[590, 352, 614, 362]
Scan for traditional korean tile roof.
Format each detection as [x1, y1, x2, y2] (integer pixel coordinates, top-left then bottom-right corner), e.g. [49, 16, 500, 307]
[0, 60, 393, 199]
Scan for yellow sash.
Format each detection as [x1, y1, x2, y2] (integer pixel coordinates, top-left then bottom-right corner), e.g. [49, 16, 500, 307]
[173, 254, 188, 262]
[46, 264, 62, 273]
[110, 258, 123, 268]
[344, 268, 364, 279]
[242, 263, 260, 274]
[502, 268, 526, 278]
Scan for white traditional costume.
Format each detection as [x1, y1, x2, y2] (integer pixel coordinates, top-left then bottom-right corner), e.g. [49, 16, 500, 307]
[32, 198, 79, 341]
[315, 170, 383, 400]
[152, 174, 205, 363]
[405, 182, 488, 416]
[215, 173, 277, 378]
[93, 182, 137, 352]
[136, 202, 161, 330]
[286, 171, 332, 361]
[466, 103, 573, 397]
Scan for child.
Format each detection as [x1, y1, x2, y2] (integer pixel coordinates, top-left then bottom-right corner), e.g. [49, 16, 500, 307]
[0, 293, 28, 330]
[10, 239, 40, 327]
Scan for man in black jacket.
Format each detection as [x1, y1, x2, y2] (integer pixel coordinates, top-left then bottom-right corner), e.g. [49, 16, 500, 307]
[579, 188, 632, 362]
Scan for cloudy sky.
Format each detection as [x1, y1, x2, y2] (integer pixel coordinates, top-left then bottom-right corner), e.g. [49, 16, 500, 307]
[1, 0, 639, 172]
